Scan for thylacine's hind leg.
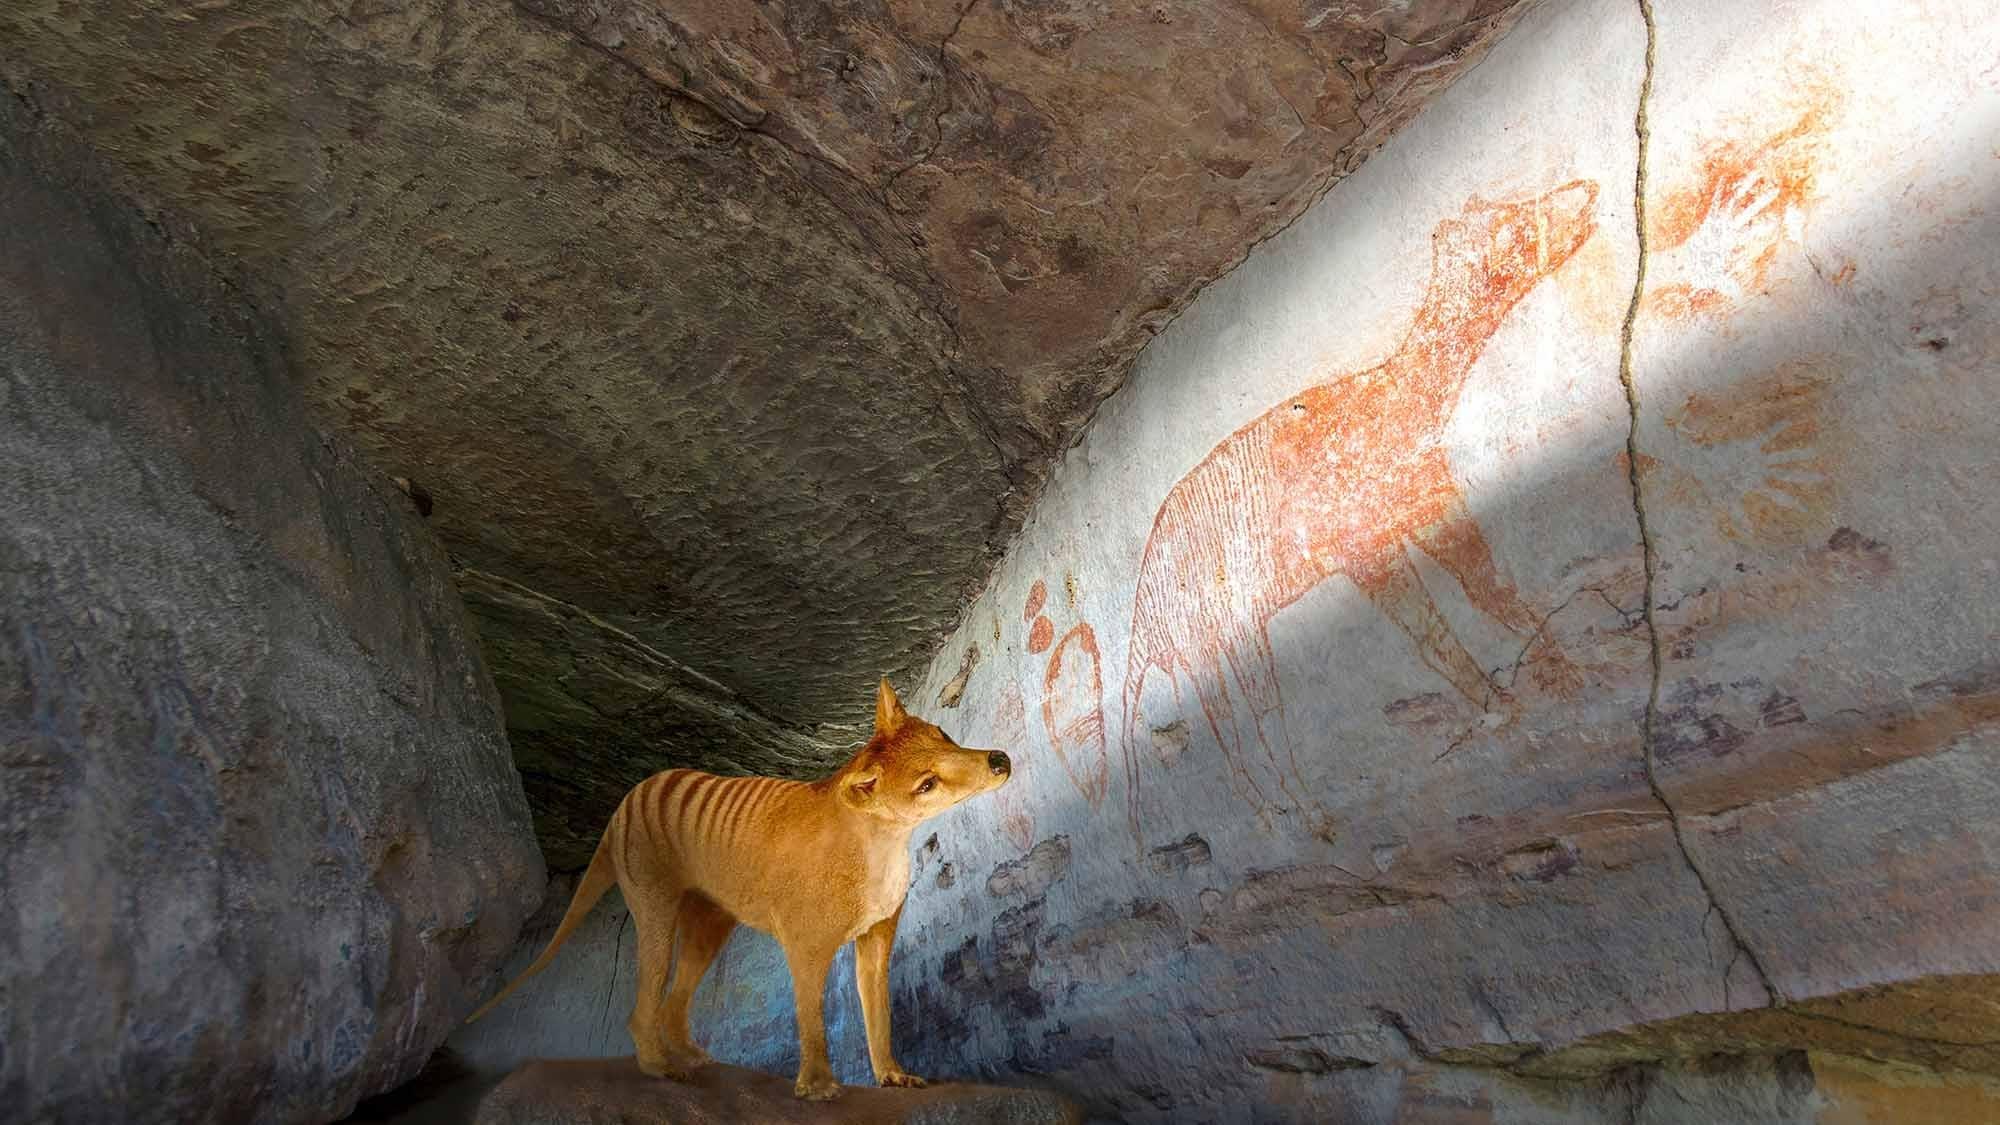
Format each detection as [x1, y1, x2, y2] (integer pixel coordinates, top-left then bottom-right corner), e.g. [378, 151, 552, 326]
[624, 879, 688, 1079]
[659, 892, 735, 1072]
[1185, 648, 1277, 829]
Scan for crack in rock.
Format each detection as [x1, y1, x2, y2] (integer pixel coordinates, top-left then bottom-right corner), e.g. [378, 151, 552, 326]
[1614, 0, 1781, 1008]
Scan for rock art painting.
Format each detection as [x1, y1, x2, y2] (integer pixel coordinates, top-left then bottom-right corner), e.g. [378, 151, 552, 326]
[1025, 578, 1112, 808]
[1658, 357, 1841, 546]
[1642, 86, 1839, 323]
[1120, 179, 1602, 847]
[991, 683, 1037, 852]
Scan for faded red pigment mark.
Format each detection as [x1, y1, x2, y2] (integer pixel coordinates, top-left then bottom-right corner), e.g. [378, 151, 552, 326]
[1020, 579, 1112, 808]
[1027, 617, 1055, 654]
[1023, 578, 1047, 622]
[991, 683, 1036, 852]
[1643, 87, 1839, 323]
[1663, 357, 1838, 546]
[1121, 179, 1600, 847]
[1043, 623, 1110, 807]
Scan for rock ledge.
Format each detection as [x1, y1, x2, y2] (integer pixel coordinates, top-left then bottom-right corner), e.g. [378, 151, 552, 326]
[476, 1058, 1083, 1125]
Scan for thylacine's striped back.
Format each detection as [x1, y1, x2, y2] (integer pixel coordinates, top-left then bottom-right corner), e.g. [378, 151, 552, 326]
[612, 769, 808, 881]
[464, 767, 810, 1026]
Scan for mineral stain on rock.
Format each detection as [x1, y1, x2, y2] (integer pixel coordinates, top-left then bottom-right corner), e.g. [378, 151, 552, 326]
[1245, 1036, 1376, 1075]
[987, 835, 1072, 900]
[1655, 679, 1751, 761]
[1146, 833, 1213, 876]
[1498, 839, 1581, 884]
[936, 642, 981, 708]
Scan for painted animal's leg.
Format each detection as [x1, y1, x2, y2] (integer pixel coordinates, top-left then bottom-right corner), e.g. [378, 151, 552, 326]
[855, 906, 923, 1088]
[783, 938, 842, 1100]
[1184, 649, 1275, 826]
[1356, 547, 1500, 708]
[626, 890, 688, 1080]
[1229, 627, 1340, 839]
[1413, 488, 1583, 696]
[1225, 627, 1308, 811]
[659, 892, 735, 1071]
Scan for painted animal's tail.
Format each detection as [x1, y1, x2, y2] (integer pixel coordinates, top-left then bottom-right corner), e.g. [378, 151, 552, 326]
[462, 832, 617, 1025]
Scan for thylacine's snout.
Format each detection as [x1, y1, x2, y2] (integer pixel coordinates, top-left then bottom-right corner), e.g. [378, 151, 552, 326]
[987, 750, 1012, 777]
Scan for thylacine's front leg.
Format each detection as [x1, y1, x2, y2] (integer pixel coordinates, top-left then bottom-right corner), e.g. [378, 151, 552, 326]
[856, 905, 925, 1088]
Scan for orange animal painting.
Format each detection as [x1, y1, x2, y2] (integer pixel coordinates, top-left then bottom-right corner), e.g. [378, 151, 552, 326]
[1120, 179, 1601, 846]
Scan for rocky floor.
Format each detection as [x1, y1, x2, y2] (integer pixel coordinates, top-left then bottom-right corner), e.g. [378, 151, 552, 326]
[345, 1055, 1082, 1125]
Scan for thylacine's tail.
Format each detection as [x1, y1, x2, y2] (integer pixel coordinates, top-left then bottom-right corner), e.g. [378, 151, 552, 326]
[462, 832, 618, 1025]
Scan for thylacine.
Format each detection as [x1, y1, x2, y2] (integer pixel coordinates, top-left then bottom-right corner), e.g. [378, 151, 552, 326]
[1121, 179, 1600, 847]
[465, 680, 1011, 1101]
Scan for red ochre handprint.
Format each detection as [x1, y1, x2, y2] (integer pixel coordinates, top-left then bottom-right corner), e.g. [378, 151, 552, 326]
[1644, 91, 1838, 322]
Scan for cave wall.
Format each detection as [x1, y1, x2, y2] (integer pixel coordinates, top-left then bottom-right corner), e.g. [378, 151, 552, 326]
[0, 96, 545, 1123]
[868, 0, 2000, 1119]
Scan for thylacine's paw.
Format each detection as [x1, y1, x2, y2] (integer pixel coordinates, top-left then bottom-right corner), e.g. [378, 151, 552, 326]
[636, 1045, 712, 1082]
[667, 1044, 714, 1071]
[876, 1069, 928, 1088]
[793, 1074, 843, 1101]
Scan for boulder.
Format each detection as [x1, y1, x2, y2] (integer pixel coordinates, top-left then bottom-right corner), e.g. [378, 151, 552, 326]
[474, 1059, 1083, 1125]
[0, 101, 544, 1123]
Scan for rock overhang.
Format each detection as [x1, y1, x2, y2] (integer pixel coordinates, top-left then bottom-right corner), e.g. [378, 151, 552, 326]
[0, 0, 1535, 866]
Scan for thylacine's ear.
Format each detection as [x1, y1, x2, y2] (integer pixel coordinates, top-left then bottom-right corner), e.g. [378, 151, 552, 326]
[874, 677, 907, 735]
[843, 771, 880, 809]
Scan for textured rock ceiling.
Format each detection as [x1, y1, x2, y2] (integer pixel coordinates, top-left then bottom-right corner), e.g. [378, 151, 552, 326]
[1, 0, 1528, 866]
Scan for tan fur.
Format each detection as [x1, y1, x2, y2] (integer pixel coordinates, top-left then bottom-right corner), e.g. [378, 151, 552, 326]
[465, 679, 1011, 1100]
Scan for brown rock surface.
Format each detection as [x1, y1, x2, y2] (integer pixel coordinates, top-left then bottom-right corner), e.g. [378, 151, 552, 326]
[0, 0, 1531, 866]
[474, 1058, 1083, 1125]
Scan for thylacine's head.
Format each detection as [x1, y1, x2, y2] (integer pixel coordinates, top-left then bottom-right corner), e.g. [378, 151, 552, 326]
[836, 679, 1012, 825]
[1430, 179, 1599, 304]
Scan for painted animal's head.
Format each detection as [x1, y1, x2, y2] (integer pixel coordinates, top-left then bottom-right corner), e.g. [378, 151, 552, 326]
[837, 679, 1012, 824]
[1433, 178, 1599, 300]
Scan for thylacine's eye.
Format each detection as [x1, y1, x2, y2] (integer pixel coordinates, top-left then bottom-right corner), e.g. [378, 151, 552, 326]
[915, 776, 938, 795]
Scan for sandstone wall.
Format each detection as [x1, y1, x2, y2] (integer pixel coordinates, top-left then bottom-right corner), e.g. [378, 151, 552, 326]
[0, 99, 545, 1123]
[449, 0, 2000, 1120]
[871, 0, 2000, 1119]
